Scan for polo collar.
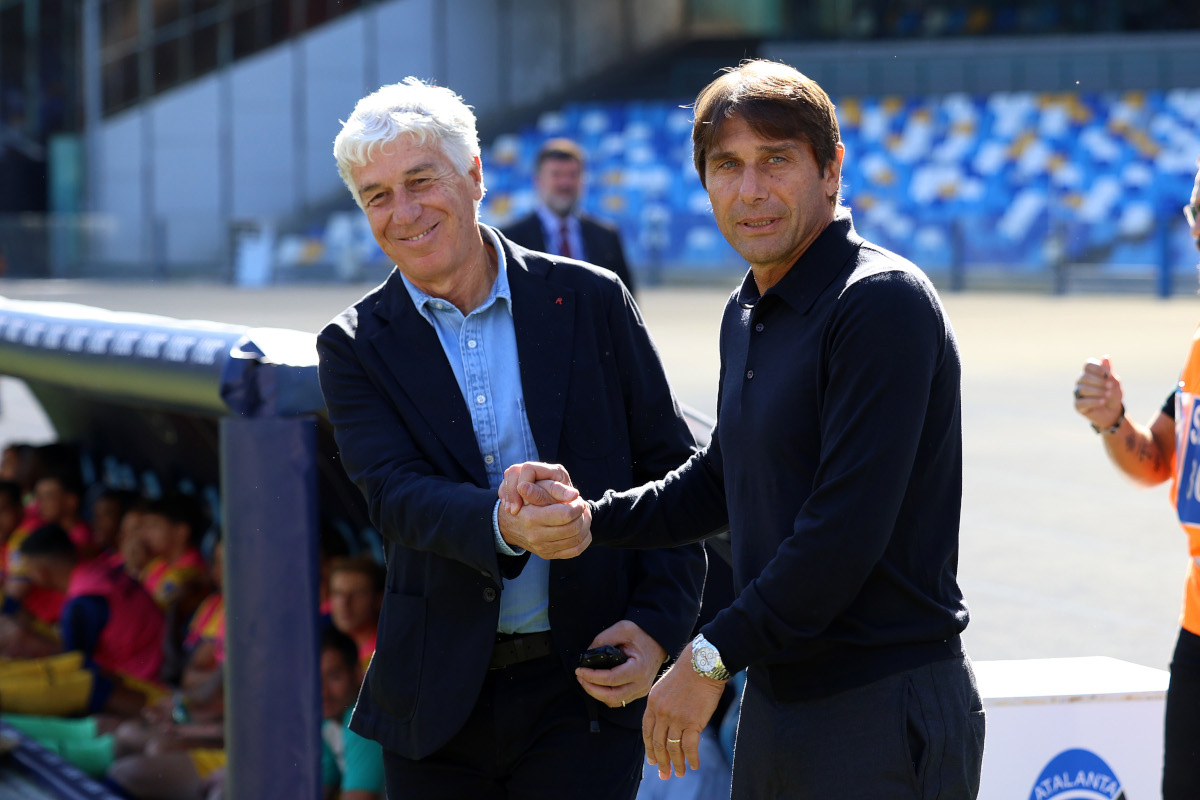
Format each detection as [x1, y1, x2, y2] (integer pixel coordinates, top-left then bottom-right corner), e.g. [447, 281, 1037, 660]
[736, 207, 860, 315]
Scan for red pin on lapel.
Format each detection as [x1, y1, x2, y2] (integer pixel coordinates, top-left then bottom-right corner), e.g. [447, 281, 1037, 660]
[555, 297, 563, 305]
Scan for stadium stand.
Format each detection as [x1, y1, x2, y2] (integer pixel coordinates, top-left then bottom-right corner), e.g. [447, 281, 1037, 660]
[276, 88, 1200, 285]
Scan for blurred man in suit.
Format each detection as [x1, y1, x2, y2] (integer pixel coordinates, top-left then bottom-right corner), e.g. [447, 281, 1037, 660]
[503, 138, 636, 295]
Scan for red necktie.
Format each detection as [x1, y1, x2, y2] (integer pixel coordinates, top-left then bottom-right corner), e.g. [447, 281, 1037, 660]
[559, 220, 572, 259]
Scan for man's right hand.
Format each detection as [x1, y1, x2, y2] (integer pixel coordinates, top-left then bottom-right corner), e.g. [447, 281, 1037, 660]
[497, 490, 592, 559]
[1074, 356, 1125, 431]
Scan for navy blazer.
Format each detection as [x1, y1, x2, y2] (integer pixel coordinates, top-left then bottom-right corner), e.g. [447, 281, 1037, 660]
[502, 212, 636, 295]
[316, 226, 704, 759]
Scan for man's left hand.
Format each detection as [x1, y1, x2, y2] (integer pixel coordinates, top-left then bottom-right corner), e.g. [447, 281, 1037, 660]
[575, 619, 667, 708]
[642, 641, 726, 780]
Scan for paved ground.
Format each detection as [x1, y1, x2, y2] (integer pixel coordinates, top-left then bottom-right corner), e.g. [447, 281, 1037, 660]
[3, 277, 1200, 671]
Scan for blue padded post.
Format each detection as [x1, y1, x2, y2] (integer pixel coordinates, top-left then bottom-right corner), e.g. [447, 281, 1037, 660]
[220, 416, 321, 800]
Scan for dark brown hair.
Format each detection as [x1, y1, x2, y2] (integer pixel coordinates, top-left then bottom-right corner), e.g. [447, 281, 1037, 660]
[691, 60, 841, 192]
[536, 137, 585, 170]
[329, 555, 385, 594]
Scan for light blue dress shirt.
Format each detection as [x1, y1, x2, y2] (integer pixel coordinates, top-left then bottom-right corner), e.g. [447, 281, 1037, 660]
[398, 227, 549, 634]
[536, 205, 586, 261]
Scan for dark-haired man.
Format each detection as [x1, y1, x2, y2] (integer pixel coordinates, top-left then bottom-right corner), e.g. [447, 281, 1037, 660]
[502, 137, 635, 295]
[503, 59, 984, 798]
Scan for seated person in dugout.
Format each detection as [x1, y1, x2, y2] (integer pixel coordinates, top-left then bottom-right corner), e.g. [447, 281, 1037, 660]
[114, 538, 226, 759]
[139, 494, 213, 680]
[4, 539, 225, 781]
[326, 555, 383, 671]
[139, 494, 210, 613]
[319, 625, 385, 800]
[116, 498, 152, 579]
[3, 466, 93, 628]
[110, 626, 383, 800]
[89, 488, 140, 563]
[0, 522, 165, 718]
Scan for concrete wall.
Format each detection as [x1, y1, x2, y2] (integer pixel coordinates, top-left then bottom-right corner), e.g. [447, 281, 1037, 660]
[89, 0, 689, 273]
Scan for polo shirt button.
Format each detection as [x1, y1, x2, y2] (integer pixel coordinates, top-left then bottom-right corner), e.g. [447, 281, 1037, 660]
[484, 455, 494, 464]
[483, 587, 497, 602]
[755, 323, 764, 332]
[476, 394, 486, 404]
[746, 369, 754, 379]
[468, 340, 477, 348]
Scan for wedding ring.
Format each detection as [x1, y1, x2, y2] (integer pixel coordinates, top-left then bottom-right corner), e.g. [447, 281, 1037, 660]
[667, 738, 682, 744]
[1073, 388, 1082, 399]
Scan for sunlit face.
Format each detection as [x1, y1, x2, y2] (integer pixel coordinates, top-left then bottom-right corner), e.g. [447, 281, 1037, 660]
[535, 157, 583, 216]
[354, 137, 484, 292]
[329, 570, 381, 637]
[320, 648, 359, 721]
[704, 116, 843, 285]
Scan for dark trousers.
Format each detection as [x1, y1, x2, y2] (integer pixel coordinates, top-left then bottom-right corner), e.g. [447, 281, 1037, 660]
[731, 656, 985, 800]
[1164, 627, 1200, 799]
[382, 653, 643, 800]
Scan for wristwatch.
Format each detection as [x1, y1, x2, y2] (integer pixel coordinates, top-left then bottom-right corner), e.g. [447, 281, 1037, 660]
[690, 633, 730, 681]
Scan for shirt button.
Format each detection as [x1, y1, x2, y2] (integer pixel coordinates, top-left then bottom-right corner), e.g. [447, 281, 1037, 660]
[483, 587, 497, 602]
[755, 323, 764, 332]
[476, 394, 486, 404]
[468, 340, 477, 348]
[484, 455, 495, 465]
[746, 369, 754, 379]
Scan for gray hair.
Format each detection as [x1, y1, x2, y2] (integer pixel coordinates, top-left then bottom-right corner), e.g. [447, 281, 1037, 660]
[333, 77, 485, 213]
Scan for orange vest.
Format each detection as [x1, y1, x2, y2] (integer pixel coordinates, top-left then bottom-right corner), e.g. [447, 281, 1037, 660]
[142, 548, 206, 608]
[1169, 324, 1200, 634]
[184, 593, 225, 667]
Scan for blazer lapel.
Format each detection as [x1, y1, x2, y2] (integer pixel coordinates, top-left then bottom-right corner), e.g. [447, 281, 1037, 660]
[367, 277, 487, 486]
[506, 247, 574, 463]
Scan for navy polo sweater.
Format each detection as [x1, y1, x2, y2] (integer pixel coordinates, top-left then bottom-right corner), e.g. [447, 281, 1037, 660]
[590, 209, 969, 701]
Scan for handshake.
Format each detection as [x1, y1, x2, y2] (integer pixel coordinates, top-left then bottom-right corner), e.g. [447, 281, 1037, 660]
[496, 462, 591, 559]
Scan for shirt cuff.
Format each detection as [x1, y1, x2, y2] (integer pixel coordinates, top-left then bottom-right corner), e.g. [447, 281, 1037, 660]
[493, 499, 526, 556]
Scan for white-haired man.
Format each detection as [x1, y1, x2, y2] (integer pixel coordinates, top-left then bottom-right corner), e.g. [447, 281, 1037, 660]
[316, 78, 705, 799]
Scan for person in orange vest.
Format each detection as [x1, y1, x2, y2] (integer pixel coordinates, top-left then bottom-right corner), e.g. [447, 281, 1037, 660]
[1073, 156, 1200, 800]
[138, 494, 211, 676]
[0, 522, 165, 717]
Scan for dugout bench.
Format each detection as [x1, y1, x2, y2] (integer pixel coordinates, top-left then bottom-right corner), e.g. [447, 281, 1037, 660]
[0, 295, 379, 800]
